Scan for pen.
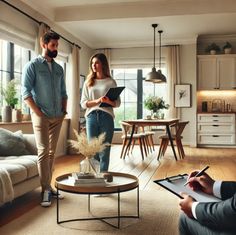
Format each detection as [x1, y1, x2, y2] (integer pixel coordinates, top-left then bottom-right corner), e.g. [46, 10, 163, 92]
[184, 166, 210, 186]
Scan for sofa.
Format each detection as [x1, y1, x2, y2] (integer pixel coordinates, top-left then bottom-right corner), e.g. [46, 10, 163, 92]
[0, 128, 40, 206]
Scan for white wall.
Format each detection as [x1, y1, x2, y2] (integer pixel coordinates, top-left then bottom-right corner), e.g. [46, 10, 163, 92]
[179, 44, 197, 147]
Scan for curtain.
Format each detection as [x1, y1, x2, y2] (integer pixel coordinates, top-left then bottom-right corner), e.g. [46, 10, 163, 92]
[35, 23, 50, 55]
[67, 45, 80, 139]
[166, 45, 181, 118]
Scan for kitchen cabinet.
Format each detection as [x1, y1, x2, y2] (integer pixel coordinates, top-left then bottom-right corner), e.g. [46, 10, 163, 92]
[197, 113, 235, 145]
[198, 55, 236, 90]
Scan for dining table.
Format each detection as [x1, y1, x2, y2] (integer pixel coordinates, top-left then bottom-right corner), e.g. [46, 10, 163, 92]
[123, 118, 179, 160]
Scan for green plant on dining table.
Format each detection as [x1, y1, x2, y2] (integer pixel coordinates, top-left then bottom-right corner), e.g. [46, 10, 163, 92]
[144, 96, 169, 113]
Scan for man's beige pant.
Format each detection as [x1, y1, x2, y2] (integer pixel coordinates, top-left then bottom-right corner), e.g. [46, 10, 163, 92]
[31, 112, 64, 192]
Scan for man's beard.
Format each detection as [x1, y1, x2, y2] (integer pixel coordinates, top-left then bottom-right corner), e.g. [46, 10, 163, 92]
[47, 49, 58, 58]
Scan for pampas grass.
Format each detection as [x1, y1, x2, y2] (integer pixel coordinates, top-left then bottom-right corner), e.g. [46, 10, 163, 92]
[68, 130, 109, 158]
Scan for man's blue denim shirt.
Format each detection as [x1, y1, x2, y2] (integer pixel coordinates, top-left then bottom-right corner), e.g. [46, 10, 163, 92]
[22, 55, 68, 118]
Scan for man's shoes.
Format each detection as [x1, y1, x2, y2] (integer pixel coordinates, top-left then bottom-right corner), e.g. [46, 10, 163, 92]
[41, 190, 51, 207]
[51, 188, 64, 199]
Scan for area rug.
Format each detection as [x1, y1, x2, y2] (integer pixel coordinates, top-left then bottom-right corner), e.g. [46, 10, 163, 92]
[0, 189, 180, 235]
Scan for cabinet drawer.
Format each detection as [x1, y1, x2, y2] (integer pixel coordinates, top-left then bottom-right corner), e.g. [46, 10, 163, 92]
[198, 134, 235, 145]
[198, 123, 235, 133]
[198, 114, 235, 123]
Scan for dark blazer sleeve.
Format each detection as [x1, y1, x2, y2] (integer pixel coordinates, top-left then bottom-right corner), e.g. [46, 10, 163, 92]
[195, 182, 236, 230]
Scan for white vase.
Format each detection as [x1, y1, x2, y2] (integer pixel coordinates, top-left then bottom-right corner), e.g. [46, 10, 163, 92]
[210, 50, 216, 55]
[1, 106, 12, 122]
[12, 109, 22, 122]
[224, 48, 232, 54]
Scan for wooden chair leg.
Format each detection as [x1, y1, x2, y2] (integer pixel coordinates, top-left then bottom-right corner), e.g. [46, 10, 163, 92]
[161, 139, 169, 157]
[175, 139, 183, 159]
[149, 135, 155, 151]
[142, 137, 148, 157]
[130, 139, 136, 154]
[178, 139, 185, 158]
[138, 138, 144, 160]
[157, 139, 164, 160]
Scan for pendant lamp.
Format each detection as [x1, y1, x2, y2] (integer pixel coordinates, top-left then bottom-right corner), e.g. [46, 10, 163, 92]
[145, 24, 166, 83]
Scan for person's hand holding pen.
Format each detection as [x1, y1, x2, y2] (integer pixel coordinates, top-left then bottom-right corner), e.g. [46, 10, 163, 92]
[186, 167, 215, 195]
[179, 166, 215, 218]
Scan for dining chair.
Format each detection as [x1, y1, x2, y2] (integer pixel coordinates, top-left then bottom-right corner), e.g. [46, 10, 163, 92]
[157, 121, 189, 160]
[119, 121, 147, 160]
[139, 126, 155, 153]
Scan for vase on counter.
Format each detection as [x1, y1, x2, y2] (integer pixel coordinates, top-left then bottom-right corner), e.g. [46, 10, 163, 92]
[1, 106, 12, 122]
[12, 109, 22, 122]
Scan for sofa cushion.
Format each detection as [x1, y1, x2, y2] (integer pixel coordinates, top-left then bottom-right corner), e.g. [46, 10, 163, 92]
[0, 163, 27, 185]
[0, 155, 38, 184]
[0, 128, 30, 156]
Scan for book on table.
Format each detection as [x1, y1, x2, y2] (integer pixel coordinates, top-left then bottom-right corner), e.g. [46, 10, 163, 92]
[71, 172, 106, 187]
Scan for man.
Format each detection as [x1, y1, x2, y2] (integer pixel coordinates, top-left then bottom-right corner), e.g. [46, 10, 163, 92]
[22, 31, 68, 207]
[179, 170, 236, 235]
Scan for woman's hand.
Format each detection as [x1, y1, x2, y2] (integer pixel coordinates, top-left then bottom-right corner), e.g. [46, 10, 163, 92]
[179, 193, 195, 218]
[101, 96, 115, 107]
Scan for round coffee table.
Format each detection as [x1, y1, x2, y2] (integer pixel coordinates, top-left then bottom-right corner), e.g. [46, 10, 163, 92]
[55, 172, 139, 228]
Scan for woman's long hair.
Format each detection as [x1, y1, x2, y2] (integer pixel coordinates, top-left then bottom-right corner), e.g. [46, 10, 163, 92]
[86, 53, 112, 87]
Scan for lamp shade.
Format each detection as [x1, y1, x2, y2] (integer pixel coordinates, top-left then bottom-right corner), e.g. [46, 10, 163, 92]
[145, 24, 166, 83]
[145, 68, 167, 83]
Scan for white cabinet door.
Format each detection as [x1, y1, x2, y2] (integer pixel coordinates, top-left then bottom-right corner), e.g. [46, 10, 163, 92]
[198, 55, 236, 90]
[198, 57, 217, 90]
[218, 57, 236, 89]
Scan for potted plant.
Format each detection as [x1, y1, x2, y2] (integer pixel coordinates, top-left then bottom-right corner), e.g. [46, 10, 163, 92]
[205, 43, 220, 55]
[1, 79, 19, 122]
[144, 96, 169, 119]
[223, 41, 232, 54]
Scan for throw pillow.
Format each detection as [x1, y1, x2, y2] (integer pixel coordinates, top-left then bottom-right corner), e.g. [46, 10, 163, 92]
[0, 128, 30, 156]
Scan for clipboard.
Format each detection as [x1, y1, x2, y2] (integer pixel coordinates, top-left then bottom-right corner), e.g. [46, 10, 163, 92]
[154, 174, 221, 203]
[99, 86, 125, 107]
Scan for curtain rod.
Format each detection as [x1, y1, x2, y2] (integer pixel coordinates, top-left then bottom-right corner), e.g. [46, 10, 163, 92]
[1, 0, 81, 49]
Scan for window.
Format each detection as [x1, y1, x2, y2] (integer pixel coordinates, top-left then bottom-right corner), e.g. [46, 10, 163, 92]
[0, 39, 34, 111]
[0, 39, 66, 116]
[112, 67, 167, 129]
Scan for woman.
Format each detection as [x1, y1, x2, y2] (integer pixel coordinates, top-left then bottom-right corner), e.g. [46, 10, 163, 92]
[80, 53, 121, 172]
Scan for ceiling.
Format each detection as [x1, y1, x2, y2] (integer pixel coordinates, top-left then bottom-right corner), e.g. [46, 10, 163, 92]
[20, 0, 236, 49]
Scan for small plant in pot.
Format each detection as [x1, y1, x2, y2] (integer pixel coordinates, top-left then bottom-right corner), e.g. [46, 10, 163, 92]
[205, 43, 220, 55]
[1, 79, 19, 122]
[223, 41, 232, 54]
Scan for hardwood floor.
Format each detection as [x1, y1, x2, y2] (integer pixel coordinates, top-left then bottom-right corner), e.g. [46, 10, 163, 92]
[1, 144, 236, 227]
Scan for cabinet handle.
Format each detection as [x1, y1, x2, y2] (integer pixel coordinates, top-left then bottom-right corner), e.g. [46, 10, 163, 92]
[212, 135, 219, 137]
[212, 115, 218, 117]
[213, 120, 219, 121]
[213, 125, 219, 127]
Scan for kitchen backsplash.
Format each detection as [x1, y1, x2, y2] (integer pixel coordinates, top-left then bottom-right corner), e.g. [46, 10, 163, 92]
[197, 90, 236, 112]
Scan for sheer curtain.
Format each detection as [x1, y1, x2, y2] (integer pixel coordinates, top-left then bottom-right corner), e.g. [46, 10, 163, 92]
[35, 23, 50, 55]
[67, 45, 80, 139]
[166, 45, 181, 118]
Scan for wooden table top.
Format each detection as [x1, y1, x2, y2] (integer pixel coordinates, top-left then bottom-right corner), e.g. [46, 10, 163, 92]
[124, 118, 179, 126]
[55, 172, 139, 194]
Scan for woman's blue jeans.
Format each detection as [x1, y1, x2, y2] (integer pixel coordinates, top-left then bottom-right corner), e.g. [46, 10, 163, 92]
[86, 110, 114, 172]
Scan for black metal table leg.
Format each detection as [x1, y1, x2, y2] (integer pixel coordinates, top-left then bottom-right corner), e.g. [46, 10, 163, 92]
[166, 125, 178, 160]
